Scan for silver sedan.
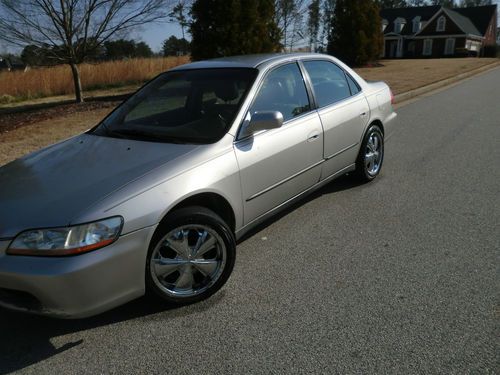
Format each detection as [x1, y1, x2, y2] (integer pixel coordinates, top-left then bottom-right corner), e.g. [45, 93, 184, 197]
[0, 53, 397, 318]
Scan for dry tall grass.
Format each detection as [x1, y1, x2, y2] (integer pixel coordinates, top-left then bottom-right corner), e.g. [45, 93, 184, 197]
[0, 56, 190, 101]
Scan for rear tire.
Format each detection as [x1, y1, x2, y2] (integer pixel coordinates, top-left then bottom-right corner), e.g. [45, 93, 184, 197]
[146, 206, 236, 305]
[353, 124, 384, 182]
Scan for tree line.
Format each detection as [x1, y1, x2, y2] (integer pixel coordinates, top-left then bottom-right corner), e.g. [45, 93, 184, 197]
[0, 0, 494, 103]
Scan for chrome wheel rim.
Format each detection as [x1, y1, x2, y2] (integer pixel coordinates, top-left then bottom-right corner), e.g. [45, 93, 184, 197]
[150, 225, 227, 298]
[365, 132, 383, 176]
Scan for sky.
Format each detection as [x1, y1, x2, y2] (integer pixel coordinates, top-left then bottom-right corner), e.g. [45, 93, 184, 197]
[134, 20, 183, 53]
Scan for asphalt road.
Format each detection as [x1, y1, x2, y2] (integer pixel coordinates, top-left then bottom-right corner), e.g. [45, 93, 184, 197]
[1, 67, 499, 375]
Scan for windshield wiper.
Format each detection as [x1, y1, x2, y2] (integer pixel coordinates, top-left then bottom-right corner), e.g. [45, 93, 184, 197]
[106, 128, 190, 144]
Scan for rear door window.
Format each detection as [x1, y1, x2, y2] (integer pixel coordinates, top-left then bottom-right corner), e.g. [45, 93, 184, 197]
[302, 61, 351, 107]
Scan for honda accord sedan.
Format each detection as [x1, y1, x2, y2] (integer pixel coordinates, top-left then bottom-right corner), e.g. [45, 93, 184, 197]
[0, 53, 397, 318]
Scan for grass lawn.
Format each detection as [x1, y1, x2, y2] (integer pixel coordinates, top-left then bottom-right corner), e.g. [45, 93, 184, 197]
[0, 57, 498, 166]
[356, 58, 498, 94]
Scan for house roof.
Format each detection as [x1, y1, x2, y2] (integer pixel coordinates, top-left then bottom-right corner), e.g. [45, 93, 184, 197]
[381, 4, 497, 37]
[0, 58, 11, 70]
[454, 5, 497, 36]
[380, 6, 440, 35]
[442, 8, 482, 37]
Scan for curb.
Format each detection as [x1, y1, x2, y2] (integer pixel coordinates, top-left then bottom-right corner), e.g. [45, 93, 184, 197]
[394, 60, 500, 104]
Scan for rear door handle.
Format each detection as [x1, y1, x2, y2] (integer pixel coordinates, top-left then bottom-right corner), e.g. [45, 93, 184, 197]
[360, 112, 367, 117]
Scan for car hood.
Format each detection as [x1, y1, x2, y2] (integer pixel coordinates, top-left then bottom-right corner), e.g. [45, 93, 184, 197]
[0, 134, 199, 238]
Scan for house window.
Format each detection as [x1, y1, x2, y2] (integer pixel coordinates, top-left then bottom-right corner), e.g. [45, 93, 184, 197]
[394, 18, 406, 34]
[382, 19, 388, 32]
[423, 39, 433, 56]
[444, 38, 455, 55]
[412, 17, 421, 33]
[394, 21, 401, 33]
[436, 16, 446, 32]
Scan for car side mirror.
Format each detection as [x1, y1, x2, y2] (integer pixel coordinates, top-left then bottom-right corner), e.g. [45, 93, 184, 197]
[246, 111, 284, 134]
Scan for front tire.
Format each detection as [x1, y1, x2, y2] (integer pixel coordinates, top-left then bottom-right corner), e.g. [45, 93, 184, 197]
[146, 206, 236, 304]
[354, 124, 384, 182]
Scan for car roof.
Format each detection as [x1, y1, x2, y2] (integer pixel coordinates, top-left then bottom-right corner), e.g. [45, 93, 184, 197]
[170, 53, 333, 71]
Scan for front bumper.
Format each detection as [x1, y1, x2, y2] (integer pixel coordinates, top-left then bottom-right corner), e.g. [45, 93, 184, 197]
[0, 226, 155, 319]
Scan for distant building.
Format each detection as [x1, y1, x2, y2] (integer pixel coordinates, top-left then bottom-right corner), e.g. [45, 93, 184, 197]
[0, 56, 28, 72]
[0, 57, 11, 72]
[380, 5, 497, 58]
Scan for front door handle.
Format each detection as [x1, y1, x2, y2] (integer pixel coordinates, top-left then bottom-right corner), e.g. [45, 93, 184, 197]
[307, 132, 320, 142]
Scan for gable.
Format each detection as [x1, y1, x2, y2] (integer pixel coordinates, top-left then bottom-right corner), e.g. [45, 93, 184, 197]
[417, 10, 464, 36]
[416, 8, 482, 37]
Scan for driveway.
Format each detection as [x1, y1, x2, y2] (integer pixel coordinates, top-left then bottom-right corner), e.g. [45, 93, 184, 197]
[1, 67, 499, 374]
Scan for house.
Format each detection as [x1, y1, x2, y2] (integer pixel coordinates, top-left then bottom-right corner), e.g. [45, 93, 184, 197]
[0, 56, 28, 72]
[381, 4, 497, 58]
[0, 57, 11, 72]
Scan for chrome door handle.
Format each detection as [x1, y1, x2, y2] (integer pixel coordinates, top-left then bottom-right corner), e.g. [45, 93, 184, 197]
[307, 134, 320, 142]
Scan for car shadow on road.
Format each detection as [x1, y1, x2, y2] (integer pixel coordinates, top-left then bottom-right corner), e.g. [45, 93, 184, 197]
[0, 291, 227, 374]
[0, 174, 361, 374]
[238, 173, 363, 242]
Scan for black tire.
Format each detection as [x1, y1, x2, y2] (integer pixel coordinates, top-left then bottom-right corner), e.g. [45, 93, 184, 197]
[146, 206, 236, 305]
[353, 124, 384, 182]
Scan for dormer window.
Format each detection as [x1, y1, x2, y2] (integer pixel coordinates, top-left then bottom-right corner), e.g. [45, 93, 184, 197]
[382, 19, 388, 32]
[412, 16, 421, 33]
[436, 16, 446, 32]
[394, 18, 406, 34]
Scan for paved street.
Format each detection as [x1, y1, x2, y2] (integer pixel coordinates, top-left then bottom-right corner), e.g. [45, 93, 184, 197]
[1, 67, 499, 374]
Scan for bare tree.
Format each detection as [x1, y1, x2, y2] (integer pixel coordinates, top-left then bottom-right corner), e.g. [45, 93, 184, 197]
[274, 0, 307, 51]
[0, 0, 173, 103]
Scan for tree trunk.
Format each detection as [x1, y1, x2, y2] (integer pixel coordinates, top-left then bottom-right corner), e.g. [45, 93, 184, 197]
[69, 62, 84, 103]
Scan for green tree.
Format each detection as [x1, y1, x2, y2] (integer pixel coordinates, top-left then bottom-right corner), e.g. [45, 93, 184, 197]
[376, 0, 409, 7]
[458, 0, 492, 6]
[103, 40, 152, 60]
[327, 0, 383, 66]
[135, 42, 154, 58]
[429, 0, 455, 6]
[307, 0, 321, 51]
[163, 36, 191, 56]
[190, 0, 281, 60]
[320, 0, 337, 52]
[408, 0, 429, 6]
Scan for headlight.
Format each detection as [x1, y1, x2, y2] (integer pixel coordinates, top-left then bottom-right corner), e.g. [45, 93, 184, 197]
[7, 217, 123, 256]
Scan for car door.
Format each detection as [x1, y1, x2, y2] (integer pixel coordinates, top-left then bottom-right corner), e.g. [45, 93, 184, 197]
[234, 62, 324, 225]
[302, 60, 369, 179]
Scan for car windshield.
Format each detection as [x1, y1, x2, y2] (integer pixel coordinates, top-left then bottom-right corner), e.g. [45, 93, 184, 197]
[91, 68, 258, 144]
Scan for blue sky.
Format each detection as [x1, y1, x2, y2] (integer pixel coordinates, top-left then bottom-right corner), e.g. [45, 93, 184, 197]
[135, 20, 183, 53]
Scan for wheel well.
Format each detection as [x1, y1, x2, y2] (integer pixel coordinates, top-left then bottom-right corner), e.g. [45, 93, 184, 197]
[166, 193, 236, 232]
[370, 120, 384, 135]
